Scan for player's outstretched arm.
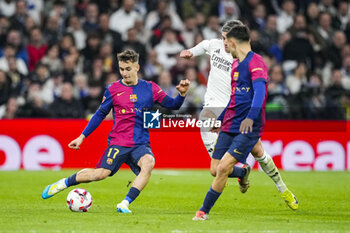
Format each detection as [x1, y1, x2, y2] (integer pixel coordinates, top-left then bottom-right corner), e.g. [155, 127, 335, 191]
[179, 50, 193, 59]
[180, 40, 210, 59]
[68, 134, 85, 150]
[176, 79, 191, 96]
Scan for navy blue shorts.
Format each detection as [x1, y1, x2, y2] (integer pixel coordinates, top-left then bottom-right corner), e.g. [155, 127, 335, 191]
[212, 132, 259, 163]
[96, 144, 154, 176]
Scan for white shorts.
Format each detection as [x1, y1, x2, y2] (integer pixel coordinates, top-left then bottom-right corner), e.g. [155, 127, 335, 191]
[203, 94, 229, 118]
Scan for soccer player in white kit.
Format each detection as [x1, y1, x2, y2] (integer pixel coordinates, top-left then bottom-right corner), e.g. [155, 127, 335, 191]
[180, 20, 238, 156]
[180, 20, 243, 179]
[180, 21, 298, 211]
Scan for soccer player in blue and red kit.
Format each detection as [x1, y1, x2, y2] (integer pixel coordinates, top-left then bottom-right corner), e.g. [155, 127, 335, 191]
[42, 49, 190, 213]
[193, 24, 298, 220]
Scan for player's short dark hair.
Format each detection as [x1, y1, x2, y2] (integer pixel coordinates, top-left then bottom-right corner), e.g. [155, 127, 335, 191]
[221, 20, 244, 32]
[226, 24, 250, 42]
[117, 49, 139, 63]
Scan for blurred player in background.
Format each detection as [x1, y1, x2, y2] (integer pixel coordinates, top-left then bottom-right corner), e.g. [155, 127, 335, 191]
[193, 24, 298, 221]
[42, 49, 190, 213]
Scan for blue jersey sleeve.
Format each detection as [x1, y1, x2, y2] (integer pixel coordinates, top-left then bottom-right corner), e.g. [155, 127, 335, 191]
[151, 81, 185, 110]
[247, 81, 266, 120]
[82, 88, 113, 137]
[99, 88, 114, 115]
[160, 94, 185, 110]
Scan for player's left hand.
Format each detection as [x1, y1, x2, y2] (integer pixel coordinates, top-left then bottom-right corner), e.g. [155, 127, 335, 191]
[176, 79, 190, 96]
[240, 118, 253, 134]
[68, 134, 85, 150]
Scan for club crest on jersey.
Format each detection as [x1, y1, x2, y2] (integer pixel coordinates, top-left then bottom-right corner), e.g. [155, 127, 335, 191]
[106, 158, 113, 165]
[130, 94, 137, 102]
[233, 72, 239, 81]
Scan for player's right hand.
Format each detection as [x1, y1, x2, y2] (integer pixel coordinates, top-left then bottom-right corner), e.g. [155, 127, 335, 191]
[240, 118, 253, 134]
[179, 50, 193, 59]
[68, 134, 85, 150]
[176, 79, 191, 95]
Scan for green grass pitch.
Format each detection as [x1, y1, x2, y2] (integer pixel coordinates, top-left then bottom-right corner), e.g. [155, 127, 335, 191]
[0, 170, 349, 233]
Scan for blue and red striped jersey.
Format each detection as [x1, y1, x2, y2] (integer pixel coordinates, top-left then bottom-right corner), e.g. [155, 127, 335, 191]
[220, 51, 268, 136]
[83, 79, 184, 147]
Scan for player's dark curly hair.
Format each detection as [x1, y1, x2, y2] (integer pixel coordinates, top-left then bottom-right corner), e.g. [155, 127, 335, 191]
[226, 24, 250, 42]
[117, 49, 139, 63]
[221, 20, 244, 32]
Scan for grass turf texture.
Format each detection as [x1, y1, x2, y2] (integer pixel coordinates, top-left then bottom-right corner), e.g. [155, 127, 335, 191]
[0, 170, 349, 233]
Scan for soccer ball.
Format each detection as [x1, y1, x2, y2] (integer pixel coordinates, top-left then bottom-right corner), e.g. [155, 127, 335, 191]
[66, 188, 92, 212]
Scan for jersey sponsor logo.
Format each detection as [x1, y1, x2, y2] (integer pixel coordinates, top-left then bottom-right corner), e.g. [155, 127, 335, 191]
[233, 87, 251, 93]
[214, 49, 220, 53]
[251, 67, 263, 72]
[118, 108, 135, 114]
[130, 94, 137, 102]
[233, 149, 243, 154]
[211, 54, 231, 72]
[101, 96, 106, 103]
[233, 72, 239, 81]
[143, 109, 161, 128]
[117, 91, 125, 96]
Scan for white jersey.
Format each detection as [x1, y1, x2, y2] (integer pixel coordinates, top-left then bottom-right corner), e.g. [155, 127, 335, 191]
[189, 39, 234, 108]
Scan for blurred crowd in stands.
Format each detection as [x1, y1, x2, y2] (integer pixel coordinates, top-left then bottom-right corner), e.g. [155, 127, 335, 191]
[0, 0, 350, 120]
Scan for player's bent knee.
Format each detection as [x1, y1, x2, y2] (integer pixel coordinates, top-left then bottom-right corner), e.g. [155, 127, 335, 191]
[251, 141, 264, 158]
[141, 154, 155, 166]
[94, 168, 111, 180]
[251, 146, 264, 158]
[139, 154, 155, 172]
[216, 163, 229, 176]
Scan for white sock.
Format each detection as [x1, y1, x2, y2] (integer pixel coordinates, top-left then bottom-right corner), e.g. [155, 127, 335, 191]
[256, 151, 287, 193]
[121, 200, 129, 206]
[58, 178, 67, 189]
[200, 131, 218, 157]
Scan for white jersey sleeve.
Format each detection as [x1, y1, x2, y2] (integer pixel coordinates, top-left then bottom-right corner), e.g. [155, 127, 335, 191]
[188, 40, 211, 57]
